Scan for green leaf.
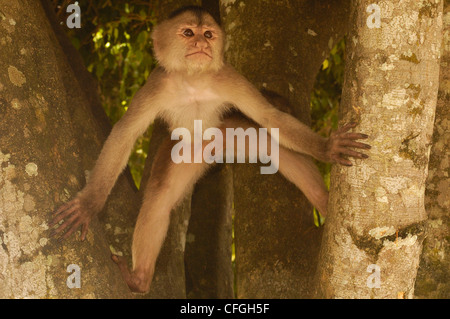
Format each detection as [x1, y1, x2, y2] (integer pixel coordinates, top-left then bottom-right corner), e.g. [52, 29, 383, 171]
[137, 30, 148, 45]
[95, 63, 104, 78]
[70, 37, 81, 50]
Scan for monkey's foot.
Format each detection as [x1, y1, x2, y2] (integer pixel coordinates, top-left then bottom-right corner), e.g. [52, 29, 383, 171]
[111, 254, 152, 294]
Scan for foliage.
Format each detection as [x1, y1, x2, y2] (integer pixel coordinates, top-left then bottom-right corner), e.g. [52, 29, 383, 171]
[53, 0, 157, 188]
[310, 38, 346, 191]
[311, 39, 345, 136]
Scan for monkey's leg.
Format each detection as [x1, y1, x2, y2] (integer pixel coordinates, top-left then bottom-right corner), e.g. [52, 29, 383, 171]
[221, 115, 328, 216]
[277, 149, 329, 216]
[112, 139, 210, 293]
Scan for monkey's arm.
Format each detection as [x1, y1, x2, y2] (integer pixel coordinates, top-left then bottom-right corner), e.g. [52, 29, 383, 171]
[223, 67, 370, 165]
[50, 74, 163, 240]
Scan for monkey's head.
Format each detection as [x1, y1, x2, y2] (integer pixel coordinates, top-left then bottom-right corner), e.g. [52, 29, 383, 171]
[151, 6, 225, 74]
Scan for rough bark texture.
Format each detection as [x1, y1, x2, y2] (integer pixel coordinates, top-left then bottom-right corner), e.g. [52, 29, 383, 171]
[0, 0, 136, 298]
[315, 0, 443, 299]
[185, 165, 234, 299]
[220, 0, 349, 298]
[39, 0, 141, 287]
[415, 0, 450, 299]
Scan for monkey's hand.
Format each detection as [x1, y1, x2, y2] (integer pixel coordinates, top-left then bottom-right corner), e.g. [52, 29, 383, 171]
[49, 194, 100, 241]
[326, 122, 371, 166]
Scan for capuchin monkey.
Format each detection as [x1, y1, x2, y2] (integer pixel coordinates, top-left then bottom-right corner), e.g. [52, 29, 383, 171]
[50, 6, 370, 293]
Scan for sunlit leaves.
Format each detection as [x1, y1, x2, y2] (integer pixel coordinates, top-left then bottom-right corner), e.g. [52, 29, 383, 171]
[310, 38, 345, 192]
[54, 0, 157, 188]
[311, 38, 345, 136]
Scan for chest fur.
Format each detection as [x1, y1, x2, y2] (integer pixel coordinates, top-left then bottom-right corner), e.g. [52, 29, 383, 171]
[161, 78, 227, 132]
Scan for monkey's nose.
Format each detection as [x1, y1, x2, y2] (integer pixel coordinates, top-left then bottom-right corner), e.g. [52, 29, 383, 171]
[194, 38, 208, 49]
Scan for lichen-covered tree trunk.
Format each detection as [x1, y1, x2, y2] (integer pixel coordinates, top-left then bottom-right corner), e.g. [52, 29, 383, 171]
[415, 0, 450, 299]
[220, 0, 350, 298]
[0, 0, 137, 298]
[315, 0, 443, 299]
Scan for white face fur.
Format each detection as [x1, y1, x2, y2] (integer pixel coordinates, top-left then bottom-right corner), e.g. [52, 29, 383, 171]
[151, 11, 225, 74]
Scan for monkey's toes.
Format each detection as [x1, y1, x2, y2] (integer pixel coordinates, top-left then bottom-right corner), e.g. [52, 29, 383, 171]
[111, 254, 127, 267]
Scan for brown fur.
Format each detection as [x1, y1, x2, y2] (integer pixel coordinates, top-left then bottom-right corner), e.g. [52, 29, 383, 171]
[51, 6, 369, 293]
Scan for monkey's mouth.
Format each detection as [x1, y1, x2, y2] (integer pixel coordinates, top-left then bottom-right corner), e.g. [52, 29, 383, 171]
[185, 51, 212, 59]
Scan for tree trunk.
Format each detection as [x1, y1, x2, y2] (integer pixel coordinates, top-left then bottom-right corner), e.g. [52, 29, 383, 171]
[0, 0, 136, 298]
[315, 0, 443, 299]
[220, 0, 350, 298]
[185, 165, 234, 299]
[415, 0, 450, 299]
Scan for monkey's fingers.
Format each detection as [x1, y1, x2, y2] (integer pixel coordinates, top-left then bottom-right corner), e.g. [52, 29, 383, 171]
[339, 140, 371, 150]
[111, 254, 126, 267]
[52, 201, 74, 217]
[342, 132, 369, 141]
[51, 212, 79, 238]
[81, 223, 90, 241]
[52, 199, 81, 221]
[336, 157, 353, 166]
[111, 255, 133, 282]
[49, 203, 79, 228]
[338, 147, 369, 160]
[338, 122, 358, 133]
[60, 219, 84, 241]
[331, 153, 352, 166]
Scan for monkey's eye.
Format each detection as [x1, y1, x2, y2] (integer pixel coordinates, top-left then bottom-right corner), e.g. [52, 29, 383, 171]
[204, 31, 213, 39]
[183, 29, 194, 37]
